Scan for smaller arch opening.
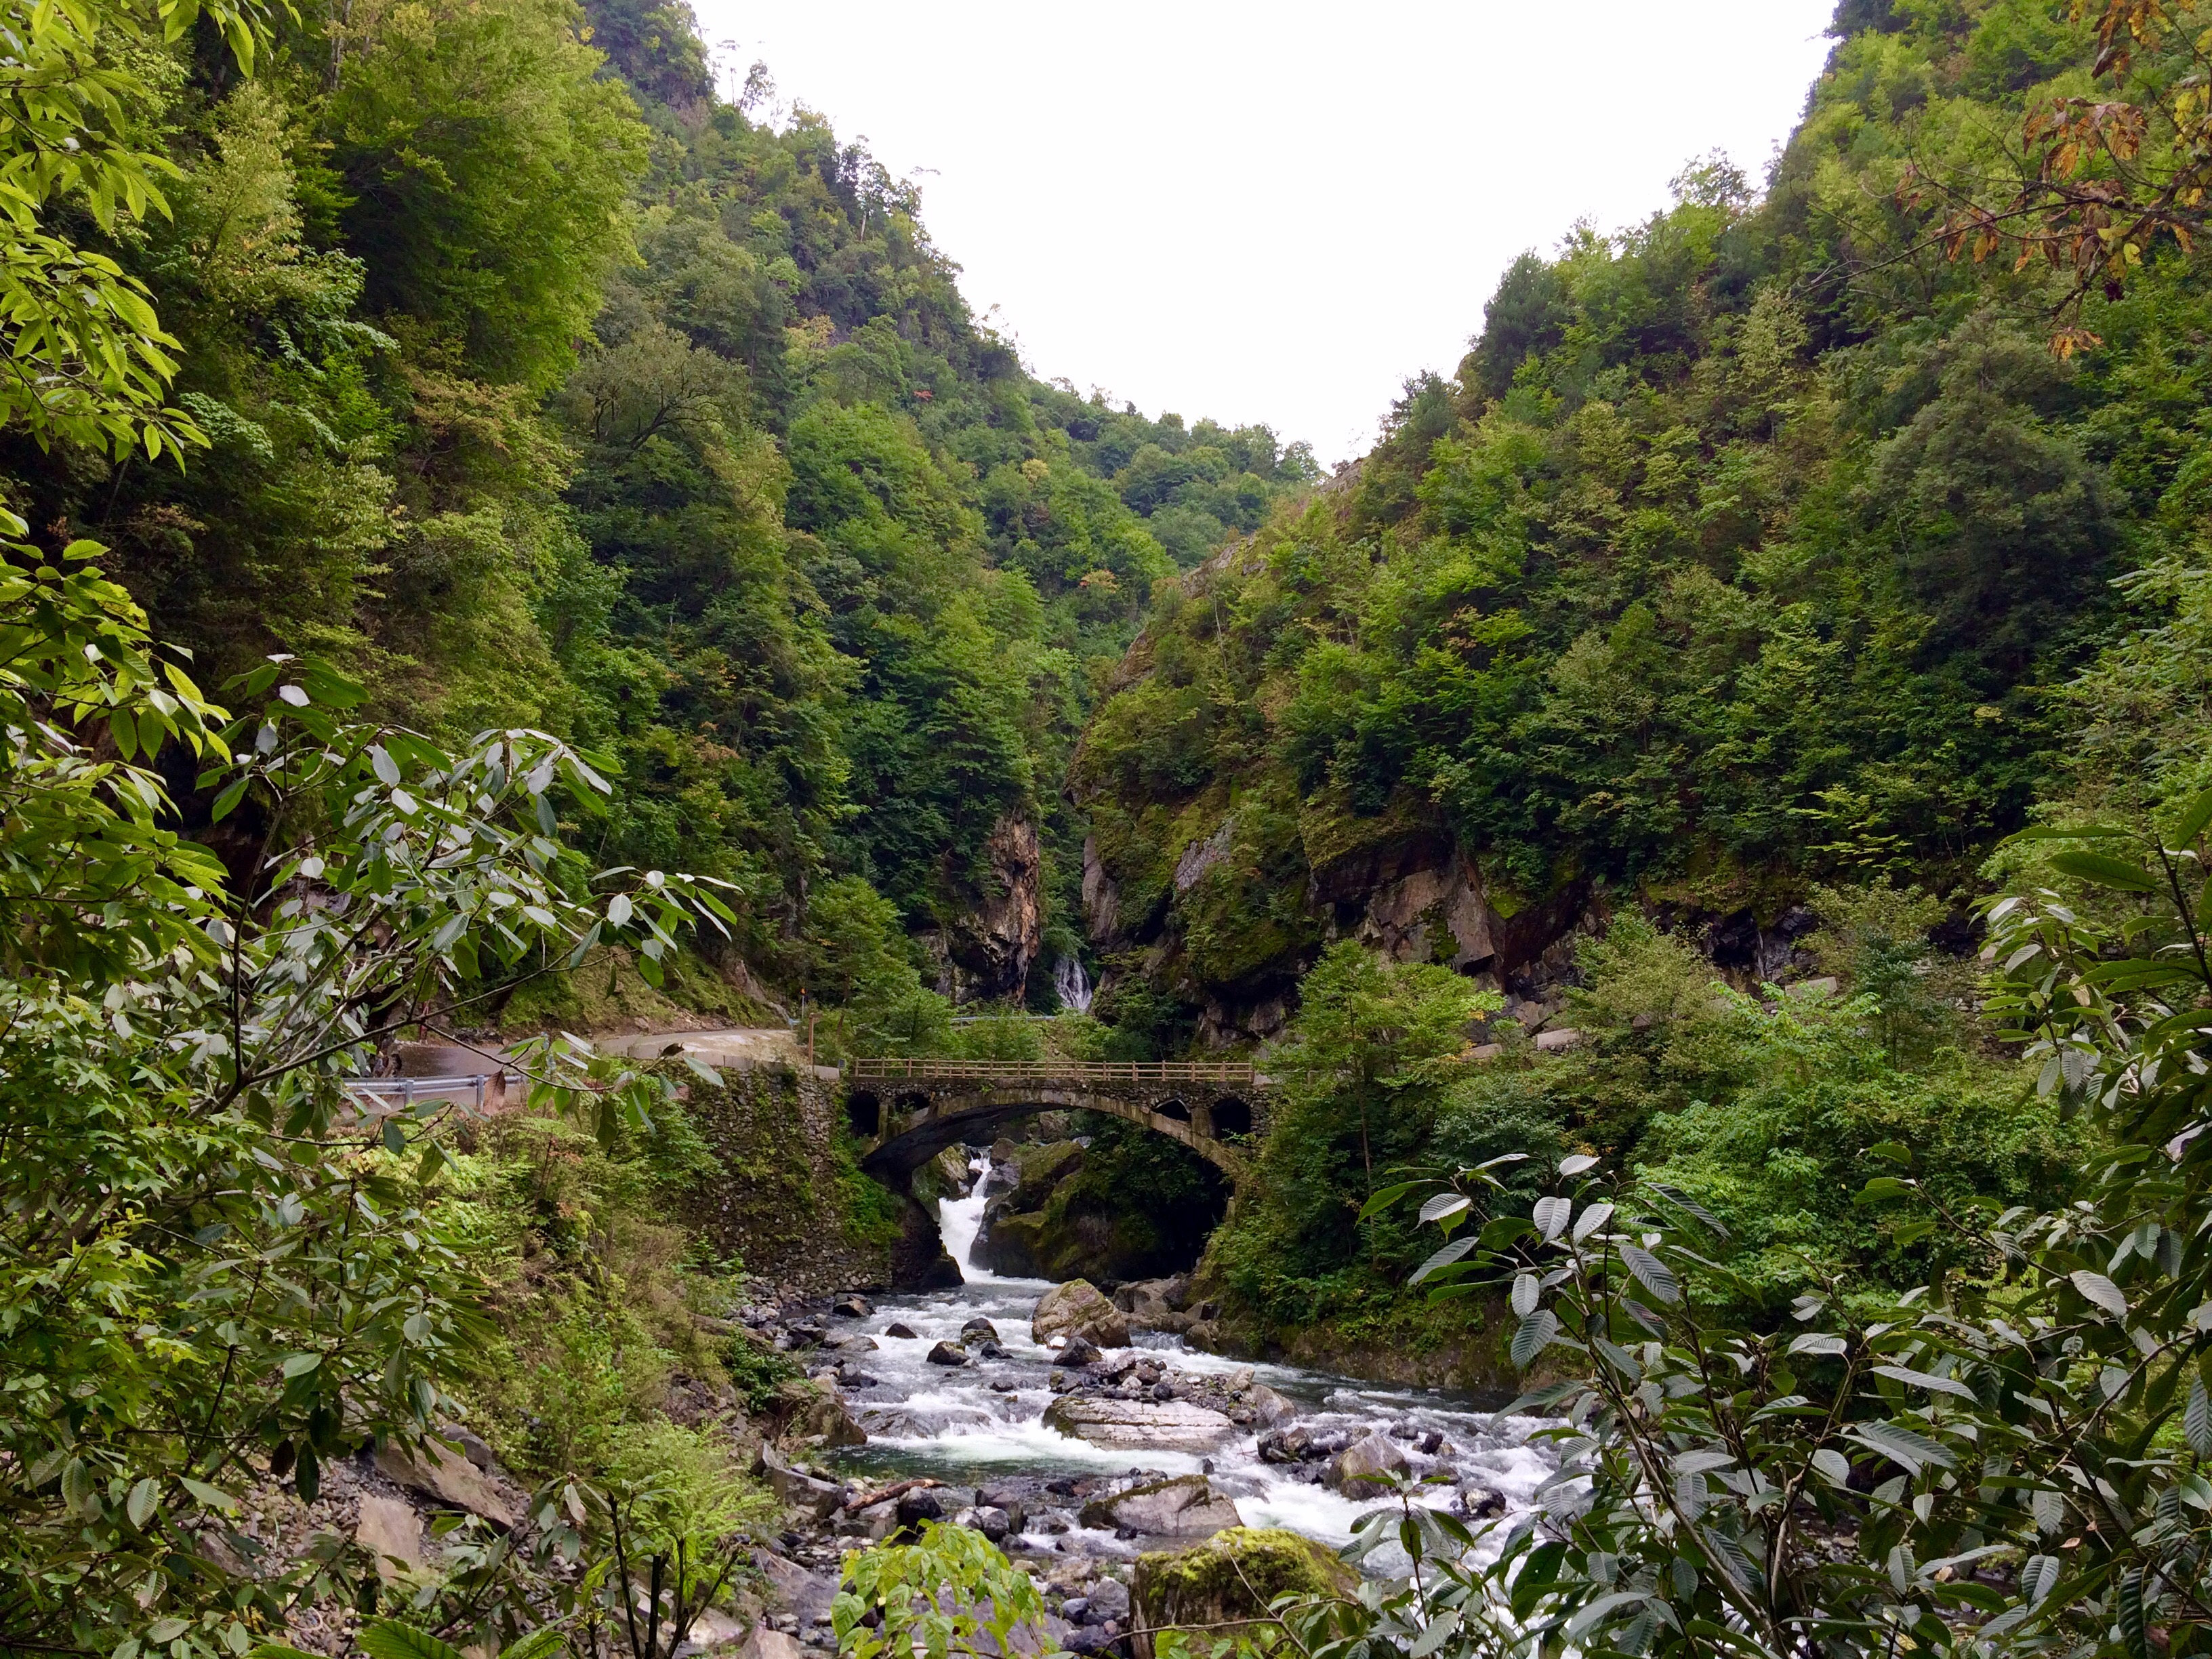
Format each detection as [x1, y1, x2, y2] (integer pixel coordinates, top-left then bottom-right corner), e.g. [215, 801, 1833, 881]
[845, 1090, 881, 1137]
[1209, 1097, 1253, 1138]
[1155, 1097, 1191, 1122]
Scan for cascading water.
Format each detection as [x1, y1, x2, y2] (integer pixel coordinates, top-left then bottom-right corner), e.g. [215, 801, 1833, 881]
[827, 1153, 1554, 1558]
[1052, 956, 1093, 1014]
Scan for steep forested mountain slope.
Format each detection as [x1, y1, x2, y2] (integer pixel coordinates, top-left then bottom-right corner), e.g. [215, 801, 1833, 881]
[1073, 0, 2212, 1048]
[0, 0, 1309, 1010]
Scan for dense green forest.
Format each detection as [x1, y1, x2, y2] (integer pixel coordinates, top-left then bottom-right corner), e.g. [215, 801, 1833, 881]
[0, 0, 1310, 1011]
[11, 0, 2212, 1654]
[1078, 0, 2212, 1358]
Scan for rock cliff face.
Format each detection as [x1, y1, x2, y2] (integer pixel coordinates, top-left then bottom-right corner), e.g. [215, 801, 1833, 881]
[930, 814, 1043, 1004]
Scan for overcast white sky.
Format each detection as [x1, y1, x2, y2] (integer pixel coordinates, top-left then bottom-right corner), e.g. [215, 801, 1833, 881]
[686, 2, 1840, 464]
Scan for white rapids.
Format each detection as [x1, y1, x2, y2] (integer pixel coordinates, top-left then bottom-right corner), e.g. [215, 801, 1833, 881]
[832, 1157, 1555, 1557]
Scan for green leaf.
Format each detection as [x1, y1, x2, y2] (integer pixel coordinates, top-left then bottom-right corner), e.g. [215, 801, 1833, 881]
[2070, 1269, 2128, 1319]
[2175, 785, 2212, 851]
[1845, 1419, 1955, 1474]
[1559, 1153, 1598, 1176]
[2187, 1378, 2211, 1457]
[126, 1477, 158, 1527]
[1809, 1448, 1851, 1488]
[179, 1477, 239, 1513]
[2049, 850, 2158, 893]
[1410, 1237, 1475, 1286]
[356, 1622, 469, 1659]
[1872, 1364, 1976, 1401]
[1619, 1244, 1680, 1305]
[1509, 1307, 1559, 1369]
[281, 1351, 321, 1377]
[1356, 1181, 1422, 1221]
[496, 1631, 569, 1659]
[1416, 1192, 1470, 1223]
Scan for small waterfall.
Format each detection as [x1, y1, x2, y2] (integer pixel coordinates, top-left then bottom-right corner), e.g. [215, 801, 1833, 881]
[1053, 955, 1093, 1013]
[937, 1155, 1008, 1284]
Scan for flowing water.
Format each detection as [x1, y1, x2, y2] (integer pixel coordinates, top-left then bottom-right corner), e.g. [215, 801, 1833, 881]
[830, 1156, 1553, 1559]
[1052, 956, 1094, 1014]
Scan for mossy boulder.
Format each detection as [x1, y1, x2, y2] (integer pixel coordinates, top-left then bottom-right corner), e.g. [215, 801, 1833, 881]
[976, 1140, 1085, 1275]
[1130, 1527, 1356, 1658]
[912, 1143, 972, 1206]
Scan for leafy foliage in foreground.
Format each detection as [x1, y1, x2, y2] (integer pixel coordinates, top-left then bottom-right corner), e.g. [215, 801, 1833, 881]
[0, 546, 735, 1654]
[1248, 796, 2212, 1659]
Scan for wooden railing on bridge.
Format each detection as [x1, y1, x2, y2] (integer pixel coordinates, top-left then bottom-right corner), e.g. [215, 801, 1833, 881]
[844, 1057, 1257, 1086]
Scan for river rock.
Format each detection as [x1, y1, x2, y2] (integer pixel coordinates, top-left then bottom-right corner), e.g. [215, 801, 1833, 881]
[375, 1437, 519, 1528]
[1088, 1578, 1131, 1622]
[926, 1339, 968, 1366]
[354, 1494, 424, 1581]
[968, 1504, 1012, 1542]
[755, 1443, 842, 1520]
[1326, 1431, 1410, 1498]
[1080, 1475, 1242, 1538]
[1042, 1396, 1236, 1452]
[834, 1294, 873, 1317]
[962, 1316, 1000, 1343]
[1246, 1382, 1298, 1427]
[752, 1547, 838, 1625]
[764, 1377, 866, 1449]
[1033, 1279, 1128, 1349]
[735, 1626, 804, 1659]
[1131, 1529, 1355, 1659]
[1057, 1335, 1101, 1367]
[884, 1322, 918, 1338]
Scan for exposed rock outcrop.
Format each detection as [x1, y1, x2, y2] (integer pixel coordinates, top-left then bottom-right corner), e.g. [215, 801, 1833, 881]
[936, 815, 1043, 1002]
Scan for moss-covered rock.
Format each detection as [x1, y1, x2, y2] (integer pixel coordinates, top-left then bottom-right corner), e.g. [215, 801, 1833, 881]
[1130, 1527, 1355, 1658]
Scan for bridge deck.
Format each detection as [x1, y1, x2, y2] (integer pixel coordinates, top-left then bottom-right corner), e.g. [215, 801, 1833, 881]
[844, 1058, 1257, 1086]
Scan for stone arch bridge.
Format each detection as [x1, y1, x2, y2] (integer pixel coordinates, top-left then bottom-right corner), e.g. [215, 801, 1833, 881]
[844, 1058, 1271, 1185]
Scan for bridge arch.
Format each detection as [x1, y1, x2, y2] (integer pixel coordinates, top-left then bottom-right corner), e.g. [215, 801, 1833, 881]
[843, 1061, 1269, 1185]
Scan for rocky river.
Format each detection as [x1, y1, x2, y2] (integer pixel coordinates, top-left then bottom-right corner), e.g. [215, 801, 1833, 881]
[741, 1155, 1555, 1652]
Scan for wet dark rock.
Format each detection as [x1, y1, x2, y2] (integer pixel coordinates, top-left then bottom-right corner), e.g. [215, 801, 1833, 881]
[896, 1488, 944, 1526]
[970, 1504, 1012, 1542]
[976, 1339, 1008, 1359]
[926, 1340, 968, 1366]
[1418, 1429, 1445, 1455]
[884, 1322, 918, 1339]
[961, 1316, 1000, 1343]
[1058, 1336, 1101, 1367]
[834, 1295, 873, 1317]
[1088, 1579, 1130, 1622]
[1454, 1483, 1507, 1519]
[1326, 1431, 1411, 1498]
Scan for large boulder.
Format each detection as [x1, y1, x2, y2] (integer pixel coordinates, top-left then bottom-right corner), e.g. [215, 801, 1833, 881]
[1080, 1475, 1243, 1538]
[1325, 1431, 1410, 1498]
[1041, 1396, 1237, 1453]
[1032, 1279, 1128, 1349]
[764, 1378, 866, 1450]
[1131, 1528, 1357, 1659]
[977, 1141, 1087, 1275]
[375, 1437, 519, 1528]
